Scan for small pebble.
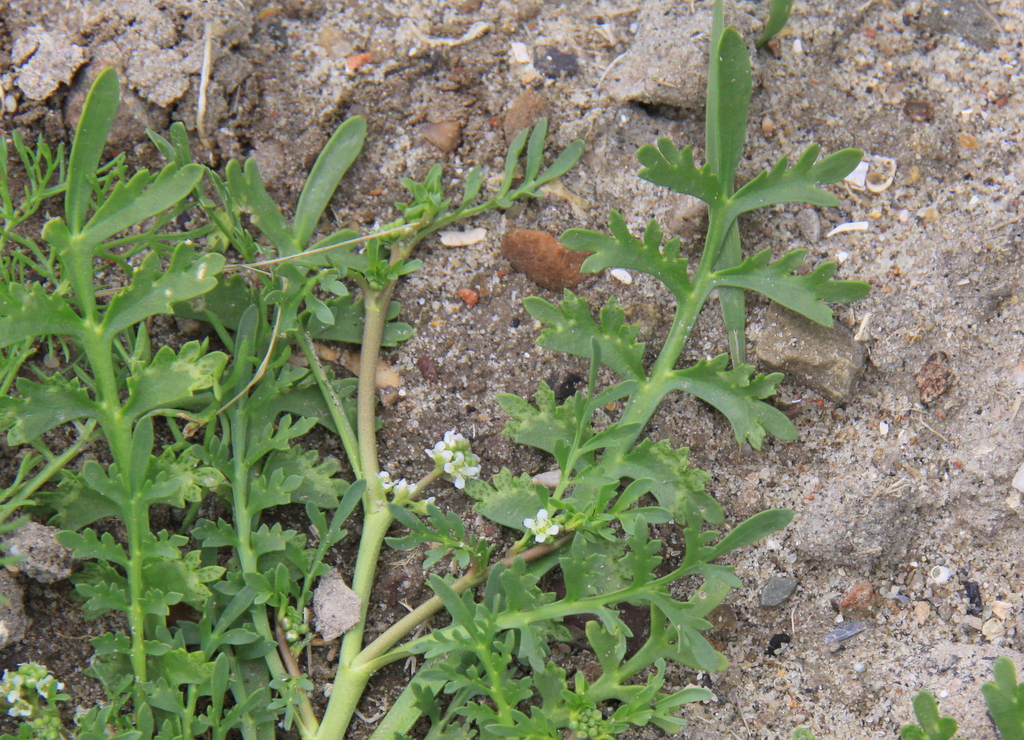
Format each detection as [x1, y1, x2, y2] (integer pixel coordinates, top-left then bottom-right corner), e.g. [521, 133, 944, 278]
[963, 615, 984, 631]
[839, 581, 874, 613]
[416, 356, 439, 382]
[766, 633, 791, 655]
[991, 601, 1011, 621]
[610, 268, 632, 285]
[533, 45, 579, 78]
[958, 132, 979, 148]
[915, 351, 953, 405]
[824, 621, 866, 643]
[904, 99, 933, 122]
[914, 600, 931, 626]
[503, 88, 551, 144]
[964, 580, 983, 616]
[456, 288, 479, 306]
[500, 229, 590, 291]
[761, 576, 799, 607]
[982, 618, 1005, 640]
[421, 121, 462, 153]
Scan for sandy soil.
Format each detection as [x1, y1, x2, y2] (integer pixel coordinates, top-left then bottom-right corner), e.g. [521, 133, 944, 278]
[1, 0, 1023, 738]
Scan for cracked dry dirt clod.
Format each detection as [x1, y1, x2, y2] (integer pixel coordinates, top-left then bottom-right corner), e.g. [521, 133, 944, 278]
[313, 570, 362, 642]
[3, 522, 72, 584]
[0, 570, 29, 651]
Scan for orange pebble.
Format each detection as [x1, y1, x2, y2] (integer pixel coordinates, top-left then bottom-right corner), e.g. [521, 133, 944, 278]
[457, 288, 479, 307]
[346, 52, 373, 72]
[839, 581, 873, 612]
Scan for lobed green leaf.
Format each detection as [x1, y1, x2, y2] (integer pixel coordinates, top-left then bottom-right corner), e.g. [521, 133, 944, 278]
[712, 248, 871, 326]
[102, 242, 225, 339]
[726, 145, 863, 220]
[664, 355, 797, 449]
[563, 213, 694, 304]
[121, 341, 227, 422]
[525, 292, 645, 381]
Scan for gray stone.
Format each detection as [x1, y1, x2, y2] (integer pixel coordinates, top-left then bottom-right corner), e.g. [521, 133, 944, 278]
[0, 570, 29, 650]
[761, 576, 799, 607]
[919, 0, 1001, 51]
[604, 3, 758, 110]
[789, 481, 916, 571]
[4, 522, 72, 584]
[753, 302, 865, 403]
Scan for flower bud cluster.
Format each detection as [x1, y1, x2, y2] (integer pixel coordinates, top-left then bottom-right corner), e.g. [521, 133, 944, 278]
[0, 663, 67, 738]
[377, 470, 413, 499]
[426, 431, 481, 489]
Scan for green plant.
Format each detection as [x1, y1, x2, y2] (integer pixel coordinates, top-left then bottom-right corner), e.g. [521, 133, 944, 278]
[0, 129, 100, 575]
[0, 663, 69, 740]
[0, 65, 585, 738]
[794, 656, 1024, 740]
[0, 1, 871, 738]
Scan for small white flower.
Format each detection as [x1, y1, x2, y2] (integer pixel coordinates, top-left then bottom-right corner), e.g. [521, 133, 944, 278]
[426, 430, 481, 488]
[379, 471, 413, 498]
[523, 509, 561, 543]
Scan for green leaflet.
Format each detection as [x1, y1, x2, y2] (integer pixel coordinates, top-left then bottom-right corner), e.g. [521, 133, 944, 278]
[465, 469, 547, 532]
[664, 355, 798, 448]
[496, 382, 578, 458]
[121, 341, 227, 421]
[982, 656, 1024, 740]
[563, 213, 694, 304]
[525, 291, 645, 381]
[0, 377, 97, 444]
[602, 438, 717, 525]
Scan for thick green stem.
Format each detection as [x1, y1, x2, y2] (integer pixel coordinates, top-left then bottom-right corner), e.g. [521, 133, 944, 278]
[315, 284, 400, 739]
[599, 204, 736, 463]
[354, 568, 480, 673]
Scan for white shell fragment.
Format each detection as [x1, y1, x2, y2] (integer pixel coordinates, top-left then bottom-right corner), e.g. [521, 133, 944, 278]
[865, 156, 898, 193]
[439, 227, 487, 247]
[844, 160, 869, 189]
[406, 20, 490, 54]
[510, 42, 531, 64]
[826, 221, 870, 237]
[1012, 458, 1024, 493]
[929, 566, 952, 584]
[610, 268, 632, 285]
[539, 180, 589, 219]
[844, 155, 898, 194]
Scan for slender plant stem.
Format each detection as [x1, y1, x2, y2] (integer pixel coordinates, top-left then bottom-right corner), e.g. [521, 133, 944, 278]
[297, 329, 363, 478]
